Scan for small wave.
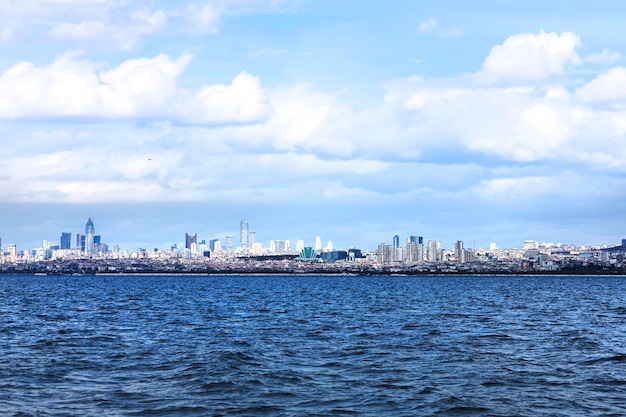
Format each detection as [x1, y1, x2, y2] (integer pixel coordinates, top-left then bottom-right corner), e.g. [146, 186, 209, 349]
[583, 354, 626, 365]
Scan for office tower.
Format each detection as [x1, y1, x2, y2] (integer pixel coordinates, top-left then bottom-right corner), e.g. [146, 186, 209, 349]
[240, 220, 249, 249]
[185, 233, 197, 249]
[427, 240, 441, 262]
[60, 232, 71, 250]
[249, 231, 256, 246]
[209, 239, 219, 251]
[392, 235, 400, 261]
[85, 218, 95, 254]
[406, 241, 418, 262]
[270, 240, 286, 253]
[226, 235, 233, 250]
[315, 236, 322, 252]
[7, 243, 17, 258]
[408, 235, 423, 245]
[490, 242, 497, 251]
[454, 240, 465, 263]
[326, 240, 333, 251]
[377, 243, 394, 263]
[94, 235, 101, 253]
[296, 240, 305, 253]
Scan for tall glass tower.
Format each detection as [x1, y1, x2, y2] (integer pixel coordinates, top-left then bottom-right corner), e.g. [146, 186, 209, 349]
[60, 232, 72, 250]
[240, 220, 249, 249]
[85, 218, 95, 254]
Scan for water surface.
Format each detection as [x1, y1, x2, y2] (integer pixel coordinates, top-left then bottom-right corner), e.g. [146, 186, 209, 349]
[1, 274, 626, 416]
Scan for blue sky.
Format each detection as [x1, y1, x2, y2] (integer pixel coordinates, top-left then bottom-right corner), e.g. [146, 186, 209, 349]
[1, 0, 625, 252]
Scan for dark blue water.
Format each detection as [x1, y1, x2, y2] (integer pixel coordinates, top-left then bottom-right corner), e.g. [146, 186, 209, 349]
[1, 275, 626, 416]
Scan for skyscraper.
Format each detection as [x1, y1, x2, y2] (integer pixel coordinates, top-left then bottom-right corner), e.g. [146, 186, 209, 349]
[226, 235, 233, 250]
[408, 235, 423, 245]
[60, 232, 71, 250]
[85, 218, 95, 254]
[240, 220, 249, 249]
[454, 240, 465, 263]
[315, 236, 322, 252]
[185, 233, 197, 249]
[392, 235, 400, 261]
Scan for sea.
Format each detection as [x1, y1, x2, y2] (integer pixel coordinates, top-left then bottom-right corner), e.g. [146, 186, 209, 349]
[1, 274, 626, 416]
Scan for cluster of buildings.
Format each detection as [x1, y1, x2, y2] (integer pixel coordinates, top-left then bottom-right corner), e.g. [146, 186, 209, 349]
[1, 218, 625, 274]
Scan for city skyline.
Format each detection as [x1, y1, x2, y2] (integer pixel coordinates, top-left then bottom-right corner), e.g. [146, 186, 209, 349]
[1, 215, 624, 255]
[1, 1, 625, 251]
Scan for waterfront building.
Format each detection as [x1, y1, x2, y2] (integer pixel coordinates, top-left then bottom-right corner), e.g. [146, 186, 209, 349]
[226, 235, 233, 250]
[326, 240, 333, 251]
[60, 232, 71, 250]
[85, 218, 95, 254]
[296, 240, 305, 253]
[299, 246, 317, 260]
[249, 231, 256, 246]
[320, 250, 348, 262]
[427, 240, 442, 262]
[315, 236, 322, 252]
[240, 220, 249, 249]
[454, 240, 465, 263]
[209, 239, 219, 251]
[377, 243, 394, 263]
[392, 235, 400, 261]
[406, 241, 424, 263]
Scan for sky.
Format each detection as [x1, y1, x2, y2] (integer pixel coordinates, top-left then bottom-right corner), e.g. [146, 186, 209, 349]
[1, 0, 626, 252]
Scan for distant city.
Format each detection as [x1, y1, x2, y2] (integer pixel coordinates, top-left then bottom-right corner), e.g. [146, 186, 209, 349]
[0, 217, 625, 275]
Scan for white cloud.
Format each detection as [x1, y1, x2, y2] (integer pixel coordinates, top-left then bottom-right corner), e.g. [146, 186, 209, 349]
[479, 31, 582, 82]
[0, 52, 270, 124]
[0, 1, 302, 49]
[417, 18, 461, 38]
[178, 71, 270, 124]
[418, 18, 438, 34]
[575, 66, 626, 104]
[583, 49, 622, 65]
[49, 7, 168, 50]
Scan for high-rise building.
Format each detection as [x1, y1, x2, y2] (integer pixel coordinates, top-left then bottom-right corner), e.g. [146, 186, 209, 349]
[226, 235, 233, 250]
[270, 240, 287, 253]
[296, 240, 305, 253]
[209, 239, 219, 251]
[240, 220, 249, 249]
[408, 235, 423, 245]
[454, 240, 465, 263]
[85, 218, 95, 254]
[392, 235, 400, 261]
[427, 240, 441, 262]
[249, 231, 256, 246]
[315, 236, 322, 252]
[60, 232, 71, 250]
[185, 233, 197, 250]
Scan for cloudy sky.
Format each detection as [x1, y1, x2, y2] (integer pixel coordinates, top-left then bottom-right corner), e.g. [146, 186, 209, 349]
[1, 0, 625, 252]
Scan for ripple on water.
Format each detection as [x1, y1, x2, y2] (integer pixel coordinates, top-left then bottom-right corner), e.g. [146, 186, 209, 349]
[2, 275, 626, 416]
